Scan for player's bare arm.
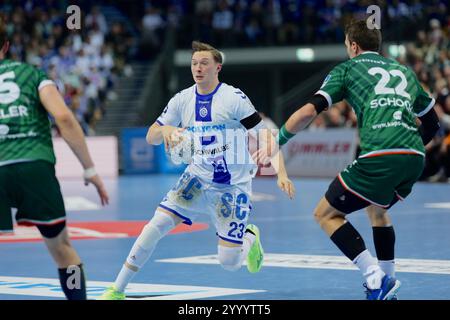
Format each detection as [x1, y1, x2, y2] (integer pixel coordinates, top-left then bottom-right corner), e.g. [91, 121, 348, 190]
[252, 128, 295, 199]
[275, 151, 295, 199]
[39, 85, 109, 205]
[284, 103, 318, 135]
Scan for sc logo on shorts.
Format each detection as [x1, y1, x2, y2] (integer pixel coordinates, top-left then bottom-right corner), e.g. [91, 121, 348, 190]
[219, 193, 249, 220]
[219, 192, 250, 240]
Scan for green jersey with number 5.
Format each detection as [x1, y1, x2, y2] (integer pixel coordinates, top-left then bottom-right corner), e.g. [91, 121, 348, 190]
[0, 59, 56, 165]
[317, 51, 434, 158]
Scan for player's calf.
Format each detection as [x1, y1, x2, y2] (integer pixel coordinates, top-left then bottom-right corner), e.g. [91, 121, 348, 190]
[40, 224, 87, 300]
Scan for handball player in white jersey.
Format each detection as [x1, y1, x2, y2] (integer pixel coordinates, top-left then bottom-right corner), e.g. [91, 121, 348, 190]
[101, 41, 294, 299]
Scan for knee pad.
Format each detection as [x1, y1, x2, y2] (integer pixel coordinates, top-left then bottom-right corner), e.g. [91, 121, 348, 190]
[218, 245, 243, 272]
[126, 211, 177, 268]
[152, 210, 177, 234]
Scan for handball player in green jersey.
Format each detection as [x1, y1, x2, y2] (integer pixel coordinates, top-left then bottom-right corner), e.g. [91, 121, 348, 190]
[0, 23, 109, 300]
[256, 20, 440, 300]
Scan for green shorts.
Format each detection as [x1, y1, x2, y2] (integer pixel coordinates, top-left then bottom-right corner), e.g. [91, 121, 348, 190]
[339, 154, 425, 207]
[0, 160, 66, 232]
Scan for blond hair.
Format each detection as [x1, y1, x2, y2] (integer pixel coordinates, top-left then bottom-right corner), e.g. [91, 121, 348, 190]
[191, 41, 223, 64]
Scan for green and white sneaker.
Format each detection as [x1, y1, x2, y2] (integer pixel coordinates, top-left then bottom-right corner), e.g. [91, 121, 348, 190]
[99, 286, 126, 300]
[246, 224, 264, 273]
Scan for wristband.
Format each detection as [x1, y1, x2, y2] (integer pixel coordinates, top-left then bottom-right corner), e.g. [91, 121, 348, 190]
[83, 167, 97, 179]
[277, 125, 296, 146]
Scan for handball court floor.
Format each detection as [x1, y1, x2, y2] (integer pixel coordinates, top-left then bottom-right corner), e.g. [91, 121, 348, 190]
[1, 175, 450, 300]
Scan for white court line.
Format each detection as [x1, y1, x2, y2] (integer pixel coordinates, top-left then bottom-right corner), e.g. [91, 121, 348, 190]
[424, 203, 450, 209]
[0, 276, 264, 300]
[157, 254, 450, 275]
[251, 192, 277, 202]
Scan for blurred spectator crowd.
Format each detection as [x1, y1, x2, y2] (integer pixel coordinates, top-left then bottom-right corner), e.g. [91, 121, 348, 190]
[405, 19, 450, 182]
[140, 0, 449, 48]
[1, 0, 136, 135]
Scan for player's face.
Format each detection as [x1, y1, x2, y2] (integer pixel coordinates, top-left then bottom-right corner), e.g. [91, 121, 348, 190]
[191, 51, 221, 86]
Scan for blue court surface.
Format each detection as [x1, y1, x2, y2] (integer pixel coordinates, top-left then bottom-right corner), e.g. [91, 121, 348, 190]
[1, 175, 450, 300]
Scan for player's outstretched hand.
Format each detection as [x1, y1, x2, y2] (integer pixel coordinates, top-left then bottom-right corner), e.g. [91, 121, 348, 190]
[161, 126, 185, 151]
[277, 175, 295, 199]
[84, 175, 109, 206]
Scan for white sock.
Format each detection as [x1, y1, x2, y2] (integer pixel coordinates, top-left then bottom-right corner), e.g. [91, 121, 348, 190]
[378, 260, 395, 277]
[353, 249, 385, 289]
[114, 244, 153, 292]
[353, 249, 377, 274]
[114, 264, 137, 293]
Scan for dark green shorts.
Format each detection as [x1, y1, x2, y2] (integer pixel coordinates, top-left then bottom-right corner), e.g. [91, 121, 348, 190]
[0, 160, 66, 232]
[339, 154, 425, 207]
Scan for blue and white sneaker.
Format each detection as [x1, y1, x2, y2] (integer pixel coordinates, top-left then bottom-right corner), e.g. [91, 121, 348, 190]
[365, 287, 398, 300]
[364, 275, 401, 300]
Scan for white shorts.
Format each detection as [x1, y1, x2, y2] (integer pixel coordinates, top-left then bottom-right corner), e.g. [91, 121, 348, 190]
[158, 171, 252, 245]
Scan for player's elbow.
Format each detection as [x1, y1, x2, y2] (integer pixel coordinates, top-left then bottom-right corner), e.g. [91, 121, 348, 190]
[293, 103, 315, 120]
[54, 110, 76, 127]
[303, 103, 319, 118]
[290, 104, 317, 127]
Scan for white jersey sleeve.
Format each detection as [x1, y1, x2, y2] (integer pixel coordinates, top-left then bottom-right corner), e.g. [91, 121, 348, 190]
[156, 93, 182, 127]
[233, 90, 258, 123]
[233, 89, 265, 132]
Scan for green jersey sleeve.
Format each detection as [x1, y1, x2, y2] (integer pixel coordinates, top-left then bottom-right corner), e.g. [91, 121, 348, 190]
[35, 68, 54, 91]
[316, 63, 347, 107]
[413, 78, 435, 117]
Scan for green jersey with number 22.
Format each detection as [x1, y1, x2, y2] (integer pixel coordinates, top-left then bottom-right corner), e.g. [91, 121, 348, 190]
[317, 51, 434, 158]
